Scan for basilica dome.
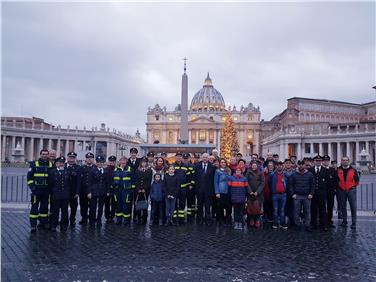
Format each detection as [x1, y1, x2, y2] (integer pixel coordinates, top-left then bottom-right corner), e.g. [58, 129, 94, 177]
[190, 73, 226, 112]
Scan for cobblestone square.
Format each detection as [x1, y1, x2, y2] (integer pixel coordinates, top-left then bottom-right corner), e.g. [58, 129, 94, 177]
[1, 208, 376, 281]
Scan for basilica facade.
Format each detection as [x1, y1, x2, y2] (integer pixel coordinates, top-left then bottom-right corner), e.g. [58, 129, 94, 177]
[146, 73, 261, 156]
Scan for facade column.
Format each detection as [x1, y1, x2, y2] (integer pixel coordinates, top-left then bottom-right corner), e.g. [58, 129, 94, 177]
[310, 142, 314, 155]
[21, 137, 25, 162]
[2, 135, 6, 161]
[57, 139, 61, 156]
[328, 142, 332, 159]
[1, 135, 6, 161]
[188, 130, 192, 144]
[355, 141, 360, 162]
[65, 140, 69, 156]
[93, 141, 96, 154]
[11, 135, 16, 151]
[217, 130, 221, 154]
[205, 130, 209, 144]
[337, 142, 341, 162]
[30, 138, 35, 160]
[106, 141, 111, 158]
[279, 142, 284, 159]
[38, 138, 43, 153]
[365, 141, 370, 154]
[297, 142, 302, 160]
[319, 142, 323, 156]
[346, 142, 350, 160]
[10, 135, 16, 161]
[46, 139, 51, 150]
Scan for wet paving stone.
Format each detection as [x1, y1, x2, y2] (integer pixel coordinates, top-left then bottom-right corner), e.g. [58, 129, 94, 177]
[1, 208, 376, 281]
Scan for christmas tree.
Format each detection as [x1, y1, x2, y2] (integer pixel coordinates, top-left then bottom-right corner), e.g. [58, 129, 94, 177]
[220, 112, 239, 160]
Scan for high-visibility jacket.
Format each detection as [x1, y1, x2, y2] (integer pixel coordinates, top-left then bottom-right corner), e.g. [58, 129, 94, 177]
[112, 166, 135, 190]
[172, 162, 188, 188]
[27, 159, 53, 189]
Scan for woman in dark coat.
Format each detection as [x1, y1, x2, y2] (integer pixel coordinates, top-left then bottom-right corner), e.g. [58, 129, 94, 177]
[135, 158, 152, 225]
[245, 161, 265, 229]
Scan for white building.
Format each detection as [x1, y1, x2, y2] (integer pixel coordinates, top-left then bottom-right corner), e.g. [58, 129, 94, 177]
[261, 97, 376, 164]
[146, 71, 262, 156]
[1, 117, 143, 162]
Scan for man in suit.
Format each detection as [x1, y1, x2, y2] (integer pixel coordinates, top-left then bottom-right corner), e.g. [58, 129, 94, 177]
[309, 155, 330, 231]
[194, 153, 215, 225]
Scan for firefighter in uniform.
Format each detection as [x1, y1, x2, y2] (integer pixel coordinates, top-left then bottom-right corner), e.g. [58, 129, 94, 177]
[183, 153, 196, 223]
[79, 152, 96, 224]
[27, 149, 53, 233]
[49, 157, 72, 232]
[173, 152, 188, 224]
[113, 156, 135, 225]
[65, 151, 81, 226]
[127, 147, 140, 222]
[104, 155, 117, 223]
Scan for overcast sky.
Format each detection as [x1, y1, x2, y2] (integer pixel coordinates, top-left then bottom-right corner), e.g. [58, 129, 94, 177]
[2, 2, 375, 137]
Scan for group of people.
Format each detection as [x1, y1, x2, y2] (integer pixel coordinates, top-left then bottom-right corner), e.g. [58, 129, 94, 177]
[26, 147, 360, 233]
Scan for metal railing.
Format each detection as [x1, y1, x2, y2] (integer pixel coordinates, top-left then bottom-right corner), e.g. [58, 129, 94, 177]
[1, 174, 375, 211]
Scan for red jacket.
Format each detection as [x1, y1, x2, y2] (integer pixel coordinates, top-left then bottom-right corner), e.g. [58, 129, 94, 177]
[337, 166, 359, 192]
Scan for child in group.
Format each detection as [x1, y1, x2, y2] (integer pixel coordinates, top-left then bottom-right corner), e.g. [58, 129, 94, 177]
[228, 165, 248, 230]
[150, 173, 164, 226]
[163, 166, 179, 226]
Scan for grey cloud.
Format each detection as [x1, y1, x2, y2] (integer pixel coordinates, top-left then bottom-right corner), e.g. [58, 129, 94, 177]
[2, 2, 375, 137]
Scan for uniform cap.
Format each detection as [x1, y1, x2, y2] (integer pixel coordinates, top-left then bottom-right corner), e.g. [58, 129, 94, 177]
[108, 155, 117, 162]
[85, 152, 94, 158]
[96, 155, 105, 162]
[67, 151, 77, 157]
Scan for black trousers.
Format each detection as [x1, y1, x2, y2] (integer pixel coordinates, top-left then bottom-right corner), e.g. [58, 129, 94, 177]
[311, 192, 328, 227]
[79, 193, 89, 223]
[29, 191, 49, 227]
[51, 199, 69, 228]
[197, 192, 211, 222]
[285, 193, 295, 226]
[69, 195, 78, 224]
[263, 199, 273, 221]
[216, 194, 232, 223]
[89, 196, 105, 223]
[134, 193, 148, 224]
[211, 195, 217, 218]
[233, 203, 245, 223]
[327, 191, 335, 225]
[105, 194, 116, 220]
[151, 200, 163, 223]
